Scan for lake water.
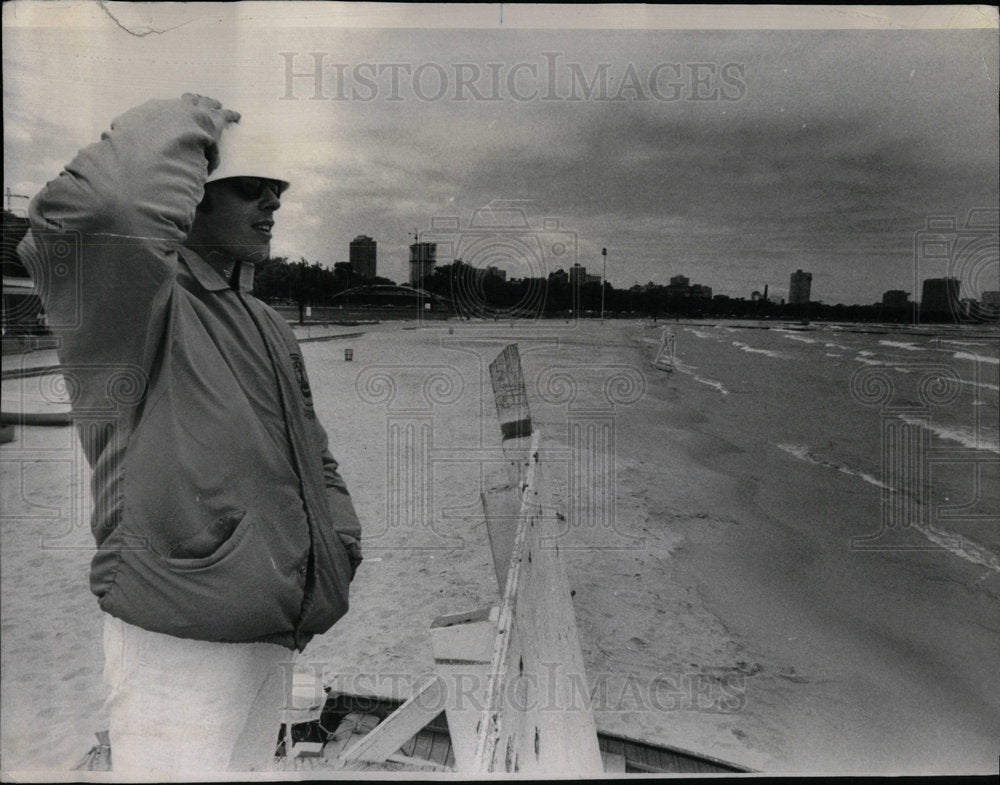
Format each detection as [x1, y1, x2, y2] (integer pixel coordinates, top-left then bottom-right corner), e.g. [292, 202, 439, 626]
[630, 319, 999, 772]
[656, 320, 999, 567]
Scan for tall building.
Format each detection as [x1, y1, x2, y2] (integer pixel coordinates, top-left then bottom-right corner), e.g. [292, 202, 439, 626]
[409, 242, 436, 285]
[349, 235, 377, 279]
[789, 269, 812, 305]
[981, 291, 1000, 321]
[920, 277, 960, 318]
[881, 290, 910, 309]
[569, 263, 587, 287]
[981, 291, 1000, 308]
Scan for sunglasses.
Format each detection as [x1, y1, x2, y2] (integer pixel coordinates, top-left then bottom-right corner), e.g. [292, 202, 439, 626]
[233, 177, 289, 201]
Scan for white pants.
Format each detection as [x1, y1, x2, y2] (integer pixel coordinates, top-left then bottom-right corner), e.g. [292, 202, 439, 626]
[102, 614, 293, 776]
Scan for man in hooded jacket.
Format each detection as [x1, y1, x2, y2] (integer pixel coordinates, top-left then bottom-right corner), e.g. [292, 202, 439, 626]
[21, 93, 362, 773]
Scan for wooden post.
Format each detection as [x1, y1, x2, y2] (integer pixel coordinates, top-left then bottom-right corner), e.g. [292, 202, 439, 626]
[488, 343, 536, 493]
[428, 607, 499, 771]
[339, 345, 603, 775]
[480, 484, 522, 595]
[489, 344, 532, 441]
[473, 430, 604, 775]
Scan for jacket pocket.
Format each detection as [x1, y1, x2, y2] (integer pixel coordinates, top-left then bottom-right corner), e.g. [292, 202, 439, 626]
[100, 510, 303, 642]
[163, 509, 251, 570]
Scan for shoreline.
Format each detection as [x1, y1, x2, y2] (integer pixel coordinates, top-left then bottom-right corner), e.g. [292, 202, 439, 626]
[627, 322, 999, 774]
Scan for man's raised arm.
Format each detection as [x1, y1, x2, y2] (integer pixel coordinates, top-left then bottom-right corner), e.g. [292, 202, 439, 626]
[22, 95, 239, 374]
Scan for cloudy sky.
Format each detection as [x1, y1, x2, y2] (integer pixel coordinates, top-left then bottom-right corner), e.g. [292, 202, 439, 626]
[4, 3, 997, 304]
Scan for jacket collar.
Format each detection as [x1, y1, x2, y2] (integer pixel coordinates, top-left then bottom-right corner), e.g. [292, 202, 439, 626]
[180, 247, 255, 294]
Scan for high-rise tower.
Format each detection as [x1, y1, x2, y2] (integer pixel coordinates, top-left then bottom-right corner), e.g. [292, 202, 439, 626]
[409, 242, 436, 286]
[789, 269, 812, 305]
[349, 235, 377, 279]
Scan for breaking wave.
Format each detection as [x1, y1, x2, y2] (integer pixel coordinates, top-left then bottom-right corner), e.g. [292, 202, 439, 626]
[776, 443, 890, 489]
[939, 339, 987, 347]
[694, 376, 728, 395]
[953, 351, 999, 366]
[879, 340, 925, 352]
[673, 359, 729, 395]
[780, 333, 818, 344]
[732, 341, 787, 359]
[915, 527, 1000, 572]
[896, 414, 999, 454]
[778, 442, 1000, 571]
[854, 355, 894, 367]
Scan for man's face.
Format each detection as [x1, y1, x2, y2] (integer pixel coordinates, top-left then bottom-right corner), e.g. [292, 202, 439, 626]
[190, 177, 286, 263]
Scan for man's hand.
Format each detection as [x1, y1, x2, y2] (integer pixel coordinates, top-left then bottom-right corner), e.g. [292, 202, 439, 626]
[181, 93, 241, 174]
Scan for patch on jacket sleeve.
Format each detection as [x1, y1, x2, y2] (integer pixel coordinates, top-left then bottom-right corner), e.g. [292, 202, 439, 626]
[289, 352, 316, 418]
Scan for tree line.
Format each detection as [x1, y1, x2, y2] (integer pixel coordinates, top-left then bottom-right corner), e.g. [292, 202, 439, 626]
[253, 257, 395, 305]
[253, 256, 986, 324]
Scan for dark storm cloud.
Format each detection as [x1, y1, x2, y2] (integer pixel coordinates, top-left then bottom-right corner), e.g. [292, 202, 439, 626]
[5, 19, 996, 301]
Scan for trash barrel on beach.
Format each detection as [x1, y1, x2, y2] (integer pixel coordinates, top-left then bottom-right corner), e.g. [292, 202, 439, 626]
[344, 348, 353, 361]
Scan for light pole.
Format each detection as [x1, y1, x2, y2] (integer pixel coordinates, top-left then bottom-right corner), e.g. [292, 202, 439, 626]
[600, 247, 607, 323]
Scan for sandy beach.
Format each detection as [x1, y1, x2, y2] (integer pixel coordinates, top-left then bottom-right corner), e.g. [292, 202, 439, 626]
[2, 318, 998, 776]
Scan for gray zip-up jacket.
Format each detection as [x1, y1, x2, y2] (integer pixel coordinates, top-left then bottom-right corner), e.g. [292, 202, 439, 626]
[21, 97, 361, 651]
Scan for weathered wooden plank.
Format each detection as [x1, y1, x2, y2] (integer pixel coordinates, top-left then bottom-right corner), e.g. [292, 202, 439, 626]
[429, 727, 452, 766]
[411, 730, 434, 762]
[488, 343, 532, 440]
[481, 484, 522, 595]
[602, 750, 627, 773]
[339, 676, 444, 763]
[324, 692, 754, 773]
[473, 429, 604, 775]
[385, 751, 451, 772]
[290, 741, 324, 760]
[601, 735, 625, 757]
[429, 606, 498, 772]
[500, 435, 535, 489]
[489, 343, 535, 489]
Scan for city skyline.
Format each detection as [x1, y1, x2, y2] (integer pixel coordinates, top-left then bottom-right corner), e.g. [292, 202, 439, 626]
[329, 229, 999, 308]
[4, 196, 990, 310]
[332, 233, 996, 309]
[3, 5, 997, 305]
